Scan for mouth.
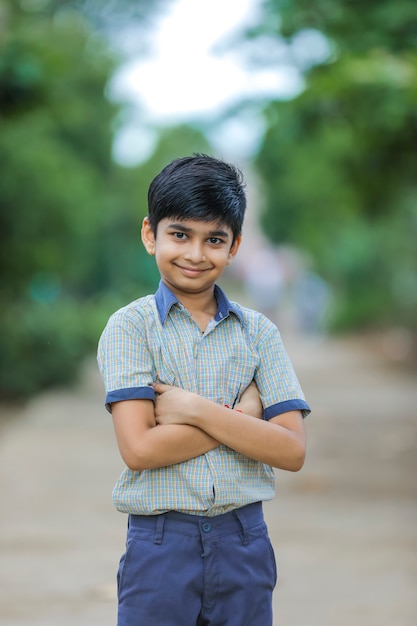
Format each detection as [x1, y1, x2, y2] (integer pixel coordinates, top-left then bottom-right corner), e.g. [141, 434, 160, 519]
[176, 265, 208, 277]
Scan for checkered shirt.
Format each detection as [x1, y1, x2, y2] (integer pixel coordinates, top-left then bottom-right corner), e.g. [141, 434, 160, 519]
[97, 281, 310, 516]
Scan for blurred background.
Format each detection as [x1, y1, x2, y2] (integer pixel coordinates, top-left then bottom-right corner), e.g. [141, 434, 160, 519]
[1, 0, 416, 399]
[0, 1, 416, 625]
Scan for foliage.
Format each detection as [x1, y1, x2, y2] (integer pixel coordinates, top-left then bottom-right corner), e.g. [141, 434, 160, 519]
[0, 1, 211, 401]
[250, 0, 417, 330]
[7, 0, 172, 34]
[0, 297, 111, 399]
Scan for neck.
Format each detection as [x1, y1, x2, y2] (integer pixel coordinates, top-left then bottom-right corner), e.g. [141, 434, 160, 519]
[164, 281, 218, 316]
[179, 290, 218, 317]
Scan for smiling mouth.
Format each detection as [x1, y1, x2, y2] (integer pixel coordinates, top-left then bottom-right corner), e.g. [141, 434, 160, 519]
[177, 265, 208, 277]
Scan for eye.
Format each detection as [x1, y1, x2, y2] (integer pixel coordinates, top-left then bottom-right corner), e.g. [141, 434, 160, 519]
[208, 237, 223, 245]
[172, 231, 187, 240]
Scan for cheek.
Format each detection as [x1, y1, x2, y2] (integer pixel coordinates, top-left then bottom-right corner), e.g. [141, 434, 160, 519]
[155, 241, 179, 261]
[220, 248, 233, 262]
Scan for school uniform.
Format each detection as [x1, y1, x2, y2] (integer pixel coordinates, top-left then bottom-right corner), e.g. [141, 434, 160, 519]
[98, 281, 310, 625]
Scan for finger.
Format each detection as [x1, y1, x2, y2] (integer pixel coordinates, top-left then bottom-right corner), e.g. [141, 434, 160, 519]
[153, 382, 173, 394]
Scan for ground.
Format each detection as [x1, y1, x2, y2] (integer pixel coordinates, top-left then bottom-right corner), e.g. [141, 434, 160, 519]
[0, 329, 416, 625]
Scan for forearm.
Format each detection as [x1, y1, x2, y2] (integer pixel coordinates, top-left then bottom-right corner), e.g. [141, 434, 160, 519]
[114, 418, 220, 471]
[190, 400, 305, 470]
[145, 422, 221, 469]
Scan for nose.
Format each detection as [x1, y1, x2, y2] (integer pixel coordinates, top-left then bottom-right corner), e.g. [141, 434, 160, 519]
[184, 240, 206, 263]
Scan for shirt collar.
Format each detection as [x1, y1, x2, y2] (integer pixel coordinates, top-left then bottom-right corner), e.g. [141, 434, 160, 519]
[155, 280, 244, 325]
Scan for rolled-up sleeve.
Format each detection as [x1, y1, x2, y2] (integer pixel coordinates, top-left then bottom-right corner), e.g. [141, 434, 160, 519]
[97, 308, 155, 413]
[254, 321, 311, 420]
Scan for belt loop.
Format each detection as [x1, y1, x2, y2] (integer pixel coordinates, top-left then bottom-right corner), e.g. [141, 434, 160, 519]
[154, 514, 165, 545]
[233, 509, 249, 546]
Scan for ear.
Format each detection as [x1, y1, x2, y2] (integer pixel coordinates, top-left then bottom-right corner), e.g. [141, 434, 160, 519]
[141, 217, 156, 255]
[226, 234, 242, 265]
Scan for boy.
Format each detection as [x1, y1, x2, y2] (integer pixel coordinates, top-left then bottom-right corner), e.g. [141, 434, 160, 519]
[97, 154, 310, 626]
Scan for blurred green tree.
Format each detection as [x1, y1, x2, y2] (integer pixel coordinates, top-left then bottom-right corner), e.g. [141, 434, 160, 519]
[245, 0, 417, 330]
[0, 3, 121, 398]
[0, 0, 210, 400]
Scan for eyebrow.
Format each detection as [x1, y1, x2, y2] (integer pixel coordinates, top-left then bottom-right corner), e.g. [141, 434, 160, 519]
[166, 223, 230, 239]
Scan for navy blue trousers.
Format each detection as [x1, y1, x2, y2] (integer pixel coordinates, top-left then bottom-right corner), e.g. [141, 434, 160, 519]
[117, 502, 277, 626]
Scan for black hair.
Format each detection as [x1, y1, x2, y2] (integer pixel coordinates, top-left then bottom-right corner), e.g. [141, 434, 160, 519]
[147, 154, 246, 242]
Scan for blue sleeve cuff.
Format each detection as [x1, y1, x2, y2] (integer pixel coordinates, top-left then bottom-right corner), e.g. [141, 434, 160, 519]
[264, 399, 311, 420]
[105, 386, 155, 413]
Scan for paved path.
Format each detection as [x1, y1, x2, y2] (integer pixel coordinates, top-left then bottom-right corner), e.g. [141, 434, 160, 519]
[0, 332, 416, 625]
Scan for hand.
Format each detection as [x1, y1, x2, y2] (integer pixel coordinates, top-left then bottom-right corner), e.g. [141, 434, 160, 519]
[234, 381, 263, 419]
[153, 383, 202, 426]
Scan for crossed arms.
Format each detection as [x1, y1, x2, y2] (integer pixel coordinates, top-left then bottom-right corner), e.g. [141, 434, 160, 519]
[112, 382, 306, 473]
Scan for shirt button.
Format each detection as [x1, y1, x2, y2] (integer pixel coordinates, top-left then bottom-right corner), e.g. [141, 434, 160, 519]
[202, 522, 211, 533]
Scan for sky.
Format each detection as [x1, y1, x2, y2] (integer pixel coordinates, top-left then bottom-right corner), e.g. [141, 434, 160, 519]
[109, 0, 304, 165]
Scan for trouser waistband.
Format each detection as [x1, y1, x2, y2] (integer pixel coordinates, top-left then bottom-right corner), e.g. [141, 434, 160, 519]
[128, 501, 263, 546]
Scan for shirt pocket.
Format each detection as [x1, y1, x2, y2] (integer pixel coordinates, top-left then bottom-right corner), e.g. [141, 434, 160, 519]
[154, 360, 176, 387]
[221, 347, 259, 407]
[153, 343, 177, 387]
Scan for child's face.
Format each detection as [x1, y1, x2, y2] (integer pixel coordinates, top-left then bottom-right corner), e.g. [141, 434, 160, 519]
[142, 217, 241, 299]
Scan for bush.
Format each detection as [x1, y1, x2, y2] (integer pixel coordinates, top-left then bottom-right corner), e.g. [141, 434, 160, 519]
[0, 295, 122, 401]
